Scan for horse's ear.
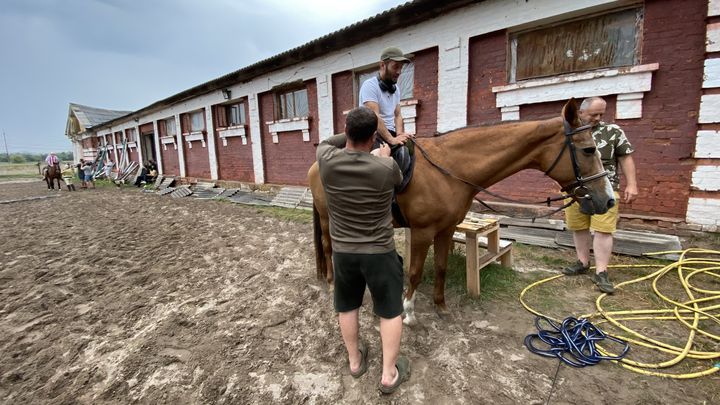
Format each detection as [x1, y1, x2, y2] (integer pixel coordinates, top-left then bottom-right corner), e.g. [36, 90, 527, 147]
[562, 98, 580, 126]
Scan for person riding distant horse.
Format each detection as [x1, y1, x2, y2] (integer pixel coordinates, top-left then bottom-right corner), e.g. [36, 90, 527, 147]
[43, 152, 64, 190]
[45, 152, 60, 169]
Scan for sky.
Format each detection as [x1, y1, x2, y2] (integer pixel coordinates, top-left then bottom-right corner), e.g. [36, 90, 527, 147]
[0, 0, 407, 154]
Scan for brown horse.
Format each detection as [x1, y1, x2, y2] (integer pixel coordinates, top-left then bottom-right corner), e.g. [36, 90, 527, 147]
[308, 99, 615, 325]
[43, 164, 64, 190]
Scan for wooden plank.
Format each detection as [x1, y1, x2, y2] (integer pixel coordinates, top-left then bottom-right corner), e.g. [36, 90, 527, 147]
[498, 217, 566, 231]
[555, 229, 681, 258]
[466, 231, 480, 297]
[500, 226, 560, 248]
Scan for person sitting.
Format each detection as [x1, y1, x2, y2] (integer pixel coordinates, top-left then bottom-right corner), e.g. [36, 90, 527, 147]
[134, 161, 157, 187]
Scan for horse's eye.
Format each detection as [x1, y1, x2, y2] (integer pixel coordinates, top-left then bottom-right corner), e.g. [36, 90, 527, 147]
[582, 147, 596, 155]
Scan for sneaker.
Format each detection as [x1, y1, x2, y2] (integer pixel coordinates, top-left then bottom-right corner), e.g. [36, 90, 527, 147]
[591, 272, 615, 294]
[561, 260, 589, 276]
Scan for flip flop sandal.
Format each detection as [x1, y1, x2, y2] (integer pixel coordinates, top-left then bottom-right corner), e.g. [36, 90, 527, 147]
[350, 340, 369, 378]
[379, 356, 411, 394]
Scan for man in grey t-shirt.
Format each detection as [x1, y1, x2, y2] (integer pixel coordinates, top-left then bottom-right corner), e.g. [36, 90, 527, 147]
[317, 106, 410, 394]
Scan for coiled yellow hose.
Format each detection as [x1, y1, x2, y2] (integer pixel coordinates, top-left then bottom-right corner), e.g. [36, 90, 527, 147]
[519, 248, 720, 379]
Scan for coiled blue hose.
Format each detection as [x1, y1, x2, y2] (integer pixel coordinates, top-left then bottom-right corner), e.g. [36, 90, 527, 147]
[524, 316, 630, 367]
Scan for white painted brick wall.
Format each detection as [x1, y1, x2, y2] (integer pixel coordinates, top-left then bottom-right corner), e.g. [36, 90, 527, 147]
[699, 94, 720, 123]
[686, 198, 720, 231]
[691, 166, 720, 191]
[710, 0, 720, 17]
[704, 58, 720, 88]
[708, 23, 720, 53]
[695, 130, 720, 158]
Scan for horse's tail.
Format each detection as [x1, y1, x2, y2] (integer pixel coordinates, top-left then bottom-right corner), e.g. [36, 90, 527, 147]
[313, 203, 327, 280]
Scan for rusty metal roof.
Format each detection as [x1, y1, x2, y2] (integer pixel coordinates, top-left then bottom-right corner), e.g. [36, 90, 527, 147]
[95, 0, 480, 129]
[69, 103, 132, 130]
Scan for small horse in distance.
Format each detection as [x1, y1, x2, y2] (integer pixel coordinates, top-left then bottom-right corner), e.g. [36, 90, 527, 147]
[308, 98, 615, 325]
[43, 164, 64, 190]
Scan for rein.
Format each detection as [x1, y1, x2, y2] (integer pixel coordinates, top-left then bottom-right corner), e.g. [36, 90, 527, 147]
[409, 120, 608, 220]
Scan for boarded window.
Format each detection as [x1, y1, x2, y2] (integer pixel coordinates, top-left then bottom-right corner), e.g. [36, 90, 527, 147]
[510, 8, 642, 81]
[355, 61, 414, 103]
[276, 88, 309, 120]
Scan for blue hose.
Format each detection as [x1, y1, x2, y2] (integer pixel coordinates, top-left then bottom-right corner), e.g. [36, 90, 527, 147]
[524, 316, 630, 368]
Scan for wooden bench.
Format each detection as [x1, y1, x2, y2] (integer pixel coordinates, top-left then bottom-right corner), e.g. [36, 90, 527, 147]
[404, 216, 513, 298]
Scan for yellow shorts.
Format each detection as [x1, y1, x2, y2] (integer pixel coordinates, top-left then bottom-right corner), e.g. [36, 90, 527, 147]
[564, 192, 620, 233]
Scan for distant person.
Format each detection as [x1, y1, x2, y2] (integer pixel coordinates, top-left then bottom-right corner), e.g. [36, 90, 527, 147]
[81, 160, 95, 189]
[61, 164, 76, 191]
[45, 152, 60, 169]
[76, 159, 85, 181]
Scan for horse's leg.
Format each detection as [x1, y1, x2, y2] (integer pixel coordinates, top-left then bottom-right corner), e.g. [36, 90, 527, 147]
[432, 226, 456, 318]
[403, 228, 434, 326]
[320, 218, 334, 285]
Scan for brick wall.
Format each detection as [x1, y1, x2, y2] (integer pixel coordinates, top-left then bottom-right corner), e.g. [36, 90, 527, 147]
[128, 147, 138, 164]
[260, 79, 319, 185]
[160, 144, 180, 176]
[413, 47, 439, 137]
[332, 71, 353, 134]
[183, 134, 211, 179]
[467, 31, 505, 126]
[464, 1, 707, 220]
[215, 99, 255, 182]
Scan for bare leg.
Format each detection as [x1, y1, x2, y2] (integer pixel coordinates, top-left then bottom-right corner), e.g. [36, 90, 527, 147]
[572, 229, 592, 267]
[593, 231, 613, 274]
[338, 309, 361, 372]
[380, 315, 402, 386]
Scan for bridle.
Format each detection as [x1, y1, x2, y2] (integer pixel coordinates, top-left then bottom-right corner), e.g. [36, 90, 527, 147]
[410, 119, 609, 219]
[543, 120, 609, 201]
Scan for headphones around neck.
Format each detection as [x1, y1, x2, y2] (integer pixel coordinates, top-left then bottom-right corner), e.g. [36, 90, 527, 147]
[377, 75, 396, 94]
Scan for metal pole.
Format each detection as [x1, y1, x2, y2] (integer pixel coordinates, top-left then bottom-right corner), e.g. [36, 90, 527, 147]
[2, 131, 8, 160]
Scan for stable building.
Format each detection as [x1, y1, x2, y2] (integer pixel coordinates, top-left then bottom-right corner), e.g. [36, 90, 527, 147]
[65, 0, 720, 232]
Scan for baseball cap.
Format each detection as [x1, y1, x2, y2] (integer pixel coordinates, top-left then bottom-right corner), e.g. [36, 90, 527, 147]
[380, 47, 412, 62]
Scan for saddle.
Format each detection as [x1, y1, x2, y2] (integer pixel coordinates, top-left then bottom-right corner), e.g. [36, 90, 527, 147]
[389, 143, 416, 228]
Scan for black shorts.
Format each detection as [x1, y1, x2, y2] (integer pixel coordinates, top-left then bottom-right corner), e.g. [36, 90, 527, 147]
[332, 250, 404, 319]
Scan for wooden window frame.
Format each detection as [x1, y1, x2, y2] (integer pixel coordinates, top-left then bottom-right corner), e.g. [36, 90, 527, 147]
[274, 83, 309, 120]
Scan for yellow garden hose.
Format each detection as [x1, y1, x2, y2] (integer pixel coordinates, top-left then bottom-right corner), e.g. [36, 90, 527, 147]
[519, 248, 720, 379]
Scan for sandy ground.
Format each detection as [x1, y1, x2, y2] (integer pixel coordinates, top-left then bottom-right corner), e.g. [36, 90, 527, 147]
[0, 180, 718, 404]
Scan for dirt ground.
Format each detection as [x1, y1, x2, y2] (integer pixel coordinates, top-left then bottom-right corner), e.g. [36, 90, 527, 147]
[0, 179, 718, 404]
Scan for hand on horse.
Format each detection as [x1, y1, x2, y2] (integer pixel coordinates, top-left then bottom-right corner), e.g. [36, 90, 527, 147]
[392, 132, 413, 146]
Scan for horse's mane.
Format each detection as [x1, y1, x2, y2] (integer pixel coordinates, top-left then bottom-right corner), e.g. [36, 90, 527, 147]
[426, 116, 561, 138]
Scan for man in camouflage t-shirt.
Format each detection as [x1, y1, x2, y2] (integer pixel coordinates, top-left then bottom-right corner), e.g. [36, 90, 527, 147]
[562, 97, 638, 294]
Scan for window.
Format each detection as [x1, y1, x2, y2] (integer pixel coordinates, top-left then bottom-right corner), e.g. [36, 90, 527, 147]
[276, 88, 309, 120]
[226, 102, 246, 126]
[159, 118, 176, 137]
[509, 8, 642, 82]
[190, 111, 204, 132]
[355, 61, 415, 103]
[125, 128, 136, 143]
[166, 118, 176, 136]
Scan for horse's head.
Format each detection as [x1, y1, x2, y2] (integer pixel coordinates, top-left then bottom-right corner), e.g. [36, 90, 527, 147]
[543, 99, 615, 215]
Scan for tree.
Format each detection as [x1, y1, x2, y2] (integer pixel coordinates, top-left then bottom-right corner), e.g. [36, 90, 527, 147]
[10, 154, 26, 163]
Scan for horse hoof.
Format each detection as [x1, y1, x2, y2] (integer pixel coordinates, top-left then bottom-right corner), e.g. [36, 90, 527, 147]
[402, 313, 418, 327]
[435, 305, 451, 320]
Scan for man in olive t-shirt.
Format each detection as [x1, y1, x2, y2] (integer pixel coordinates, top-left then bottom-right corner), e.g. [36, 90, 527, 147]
[317, 106, 410, 393]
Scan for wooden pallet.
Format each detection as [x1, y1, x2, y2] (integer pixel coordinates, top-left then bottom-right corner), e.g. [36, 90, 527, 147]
[170, 186, 193, 198]
[270, 187, 312, 210]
